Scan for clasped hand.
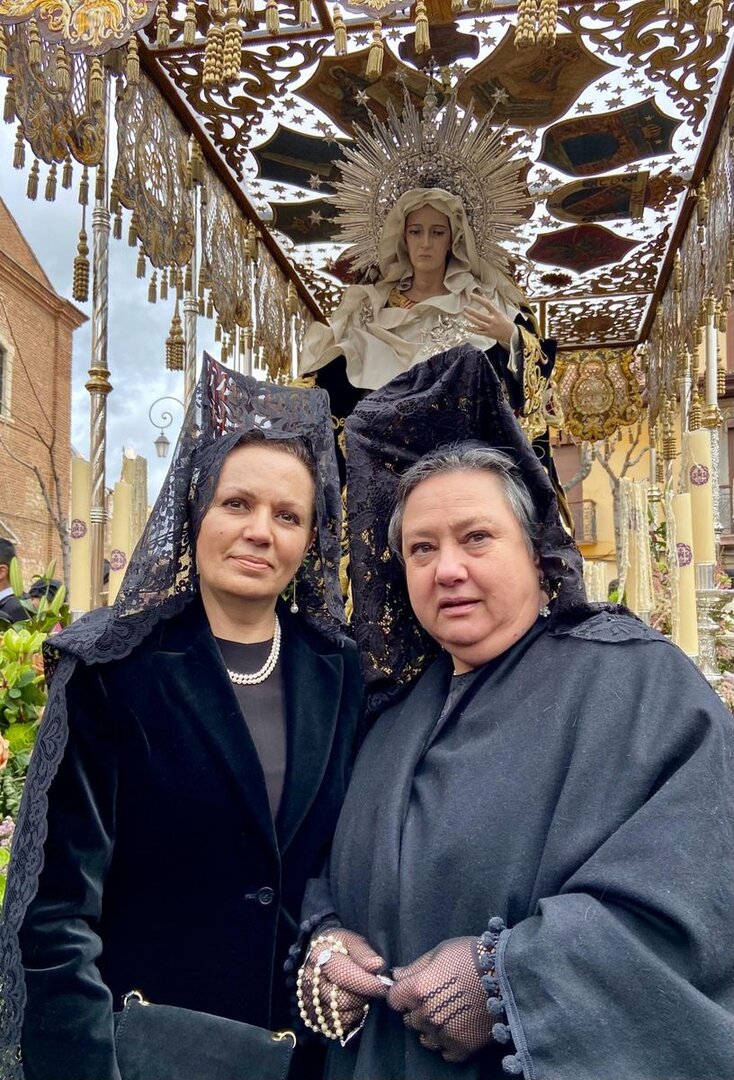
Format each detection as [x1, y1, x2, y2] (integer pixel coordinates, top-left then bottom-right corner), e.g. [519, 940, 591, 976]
[300, 931, 492, 1062]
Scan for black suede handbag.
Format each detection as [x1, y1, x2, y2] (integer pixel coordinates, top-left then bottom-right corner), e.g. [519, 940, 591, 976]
[113, 991, 296, 1080]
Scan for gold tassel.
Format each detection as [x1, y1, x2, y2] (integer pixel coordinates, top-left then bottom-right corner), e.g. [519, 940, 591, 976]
[214, 316, 222, 342]
[73, 226, 90, 302]
[696, 179, 709, 245]
[190, 139, 204, 186]
[95, 161, 105, 203]
[245, 222, 258, 260]
[156, 0, 171, 47]
[206, 296, 213, 319]
[299, 0, 311, 26]
[137, 248, 146, 278]
[479, 0, 493, 9]
[414, 0, 430, 54]
[88, 57, 104, 106]
[210, 0, 223, 16]
[113, 211, 122, 240]
[27, 159, 39, 201]
[128, 209, 139, 246]
[689, 379, 702, 430]
[451, 0, 462, 12]
[198, 297, 205, 316]
[109, 175, 120, 214]
[183, 0, 197, 44]
[718, 357, 727, 398]
[13, 124, 25, 170]
[664, 0, 678, 13]
[365, 20, 384, 81]
[202, 19, 224, 85]
[126, 36, 140, 84]
[332, 5, 347, 54]
[28, 22, 42, 68]
[514, 0, 537, 47]
[4, 78, 16, 124]
[537, 0, 556, 46]
[662, 398, 677, 460]
[184, 263, 193, 293]
[79, 165, 89, 206]
[265, 0, 279, 33]
[160, 272, 169, 301]
[705, 0, 723, 34]
[54, 45, 70, 93]
[169, 266, 177, 286]
[165, 300, 185, 370]
[44, 163, 57, 202]
[0, 27, 7, 76]
[148, 271, 158, 303]
[241, 0, 254, 17]
[222, 0, 242, 82]
[176, 267, 184, 300]
[62, 154, 73, 189]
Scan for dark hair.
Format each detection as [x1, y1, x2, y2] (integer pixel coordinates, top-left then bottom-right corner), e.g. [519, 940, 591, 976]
[27, 578, 62, 600]
[387, 443, 539, 560]
[0, 538, 18, 569]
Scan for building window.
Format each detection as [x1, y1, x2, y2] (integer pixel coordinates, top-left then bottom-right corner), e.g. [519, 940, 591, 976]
[0, 339, 11, 420]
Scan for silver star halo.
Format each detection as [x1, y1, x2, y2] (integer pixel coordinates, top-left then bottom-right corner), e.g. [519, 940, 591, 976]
[332, 88, 533, 278]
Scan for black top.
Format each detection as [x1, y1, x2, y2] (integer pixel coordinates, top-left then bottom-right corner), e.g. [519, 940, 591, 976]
[214, 637, 287, 818]
[0, 591, 28, 624]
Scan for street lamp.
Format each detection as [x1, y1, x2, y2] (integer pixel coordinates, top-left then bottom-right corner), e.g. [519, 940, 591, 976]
[148, 397, 184, 460]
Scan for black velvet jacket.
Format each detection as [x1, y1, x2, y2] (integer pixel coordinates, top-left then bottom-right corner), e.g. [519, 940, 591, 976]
[18, 598, 362, 1080]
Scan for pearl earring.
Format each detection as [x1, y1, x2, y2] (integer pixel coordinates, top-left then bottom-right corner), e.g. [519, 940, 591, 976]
[290, 576, 299, 615]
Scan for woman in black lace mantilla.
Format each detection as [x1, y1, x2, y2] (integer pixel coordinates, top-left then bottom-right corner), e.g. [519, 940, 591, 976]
[0, 355, 363, 1080]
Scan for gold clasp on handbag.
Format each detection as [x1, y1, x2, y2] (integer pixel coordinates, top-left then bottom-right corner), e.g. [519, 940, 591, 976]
[123, 989, 150, 1007]
[271, 1031, 297, 1049]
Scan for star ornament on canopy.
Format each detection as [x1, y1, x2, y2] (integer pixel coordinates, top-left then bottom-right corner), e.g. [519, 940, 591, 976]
[332, 86, 534, 278]
[0, 0, 156, 53]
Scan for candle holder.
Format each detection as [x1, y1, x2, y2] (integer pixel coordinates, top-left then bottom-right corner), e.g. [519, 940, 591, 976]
[695, 563, 727, 686]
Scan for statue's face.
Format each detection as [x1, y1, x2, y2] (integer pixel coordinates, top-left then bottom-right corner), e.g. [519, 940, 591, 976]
[404, 205, 452, 276]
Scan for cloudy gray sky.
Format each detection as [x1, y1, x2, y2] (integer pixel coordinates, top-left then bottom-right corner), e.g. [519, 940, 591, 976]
[0, 79, 219, 504]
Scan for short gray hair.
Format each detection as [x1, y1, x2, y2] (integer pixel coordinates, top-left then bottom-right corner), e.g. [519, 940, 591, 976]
[387, 444, 538, 560]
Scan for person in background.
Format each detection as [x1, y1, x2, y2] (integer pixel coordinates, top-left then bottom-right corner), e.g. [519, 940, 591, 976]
[25, 579, 63, 609]
[0, 539, 28, 625]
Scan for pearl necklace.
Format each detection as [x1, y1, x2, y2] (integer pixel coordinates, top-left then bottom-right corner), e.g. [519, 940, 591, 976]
[227, 616, 281, 685]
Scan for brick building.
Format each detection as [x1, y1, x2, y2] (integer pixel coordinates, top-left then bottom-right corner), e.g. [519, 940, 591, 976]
[0, 196, 86, 582]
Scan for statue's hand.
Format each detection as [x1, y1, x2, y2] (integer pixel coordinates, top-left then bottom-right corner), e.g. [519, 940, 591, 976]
[463, 294, 515, 350]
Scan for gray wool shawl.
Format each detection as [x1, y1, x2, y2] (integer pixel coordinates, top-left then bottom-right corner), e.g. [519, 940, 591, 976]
[321, 613, 734, 1080]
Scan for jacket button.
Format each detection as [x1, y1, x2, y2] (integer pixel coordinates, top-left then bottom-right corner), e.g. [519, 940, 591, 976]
[257, 886, 274, 906]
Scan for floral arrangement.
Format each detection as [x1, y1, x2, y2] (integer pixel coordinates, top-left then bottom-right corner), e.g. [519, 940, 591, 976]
[0, 559, 69, 905]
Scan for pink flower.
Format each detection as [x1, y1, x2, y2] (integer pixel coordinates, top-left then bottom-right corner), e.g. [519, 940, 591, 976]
[0, 735, 10, 771]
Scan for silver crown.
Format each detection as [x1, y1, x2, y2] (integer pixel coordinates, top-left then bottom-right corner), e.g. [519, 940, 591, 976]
[332, 87, 533, 278]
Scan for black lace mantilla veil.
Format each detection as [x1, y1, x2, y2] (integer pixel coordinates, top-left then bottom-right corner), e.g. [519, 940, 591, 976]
[345, 344, 588, 718]
[0, 355, 345, 1078]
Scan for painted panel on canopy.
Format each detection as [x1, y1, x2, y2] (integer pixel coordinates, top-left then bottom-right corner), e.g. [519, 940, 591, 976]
[298, 46, 440, 135]
[457, 30, 615, 127]
[528, 224, 639, 274]
[547, 173, 649, 224]
[252, 126, 354, 195]
[272, 200, 341, 245]
[538, 99, 680, 177]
